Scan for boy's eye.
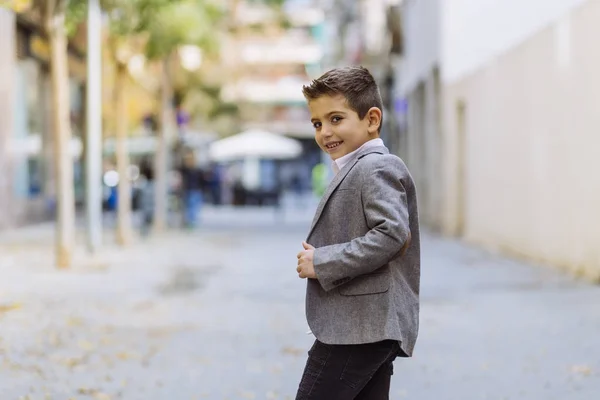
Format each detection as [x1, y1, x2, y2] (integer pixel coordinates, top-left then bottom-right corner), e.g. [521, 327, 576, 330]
[312, 121, 322, 129]
[331, 116, 342, 123]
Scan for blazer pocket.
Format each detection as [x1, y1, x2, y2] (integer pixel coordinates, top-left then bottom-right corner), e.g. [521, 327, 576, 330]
[339, 270, 390, 296]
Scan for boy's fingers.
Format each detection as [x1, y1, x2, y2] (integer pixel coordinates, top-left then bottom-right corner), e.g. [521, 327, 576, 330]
[302, 241, 315, 250]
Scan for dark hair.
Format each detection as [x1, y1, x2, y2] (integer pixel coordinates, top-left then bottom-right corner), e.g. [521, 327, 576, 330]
[140, 157, 154, 181]
[302, 66, 383, 129]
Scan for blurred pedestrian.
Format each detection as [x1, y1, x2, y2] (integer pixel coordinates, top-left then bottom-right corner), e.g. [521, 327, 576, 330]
[295, 66, 421, 399]
[179, 150, 205, 228]
[139, 157, 155, 237]
[207, 165, 222, 206]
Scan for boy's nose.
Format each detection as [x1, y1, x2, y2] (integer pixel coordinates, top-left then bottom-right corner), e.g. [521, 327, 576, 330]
[321, 126, 334, 137]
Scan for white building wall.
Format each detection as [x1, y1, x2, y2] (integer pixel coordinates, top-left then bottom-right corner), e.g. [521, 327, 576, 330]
[403, 0, 588, 90]
[400, 0, 444, 228]
[401, 0, 600, 279]
[400, 0, 441, 93]
[441, 0, 600, 280]
[442, 0, 588, 83]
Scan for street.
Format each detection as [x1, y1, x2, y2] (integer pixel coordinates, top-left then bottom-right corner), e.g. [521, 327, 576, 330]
[1, 204, 599, 400]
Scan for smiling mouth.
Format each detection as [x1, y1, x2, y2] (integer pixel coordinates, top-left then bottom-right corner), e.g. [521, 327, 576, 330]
[325, 141, 343, 150]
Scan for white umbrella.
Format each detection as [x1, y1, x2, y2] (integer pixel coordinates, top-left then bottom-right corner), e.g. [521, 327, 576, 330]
[209, 129, 303, 162]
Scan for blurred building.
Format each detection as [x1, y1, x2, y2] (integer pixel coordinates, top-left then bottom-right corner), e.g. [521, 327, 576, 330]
[0, 8, 15, 230]
[0, 7, 86, 230]
[319, 0, 405, 156]
[221, 0, 322, 135]
[219, 0, 327, 190]
[401, 0, 599, 279]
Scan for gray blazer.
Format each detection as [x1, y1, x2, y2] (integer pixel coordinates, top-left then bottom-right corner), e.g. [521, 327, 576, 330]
[305, 145, 420, 357]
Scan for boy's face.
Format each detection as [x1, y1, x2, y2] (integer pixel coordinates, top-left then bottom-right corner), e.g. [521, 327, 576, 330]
[308, 94, 380, 160]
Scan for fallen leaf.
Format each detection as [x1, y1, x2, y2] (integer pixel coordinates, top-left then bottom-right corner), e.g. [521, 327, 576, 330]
[0, 303, 22, 313]
[270, 365, 283, 374]
[116, 352, 136, 360]
[78, 340, 95, 351]
[281, 347, 303, 357]
[48, 332, 62, 347]
[571, 365, 592, 376]
[61, 356, 87, 368]
[66, 316, 84, 327]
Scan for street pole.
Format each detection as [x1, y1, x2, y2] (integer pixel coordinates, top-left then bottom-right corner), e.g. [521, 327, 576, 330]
[86, 0, 103, 252]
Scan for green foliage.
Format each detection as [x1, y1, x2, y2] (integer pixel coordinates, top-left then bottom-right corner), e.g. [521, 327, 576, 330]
[65, 0, 87, 36]
[97, 0, 223, 61]
[35, 0, 280, 55]
[174, 75, 239, 122]
[143, 0, 223, 60]
[242, 0, 290, 32]
[196, 83, 221, 100]
[208, 101, 239, 120]
[103, 0, 173, 37]
[247, 0, 285, 7]
[19, 0, 85, 36]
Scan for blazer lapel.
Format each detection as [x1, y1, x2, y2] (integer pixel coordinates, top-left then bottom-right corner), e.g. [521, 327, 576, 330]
[306, 145, 388, 239]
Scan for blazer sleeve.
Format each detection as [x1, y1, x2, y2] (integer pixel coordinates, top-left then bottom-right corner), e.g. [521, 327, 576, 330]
[312, 161, 411, 292]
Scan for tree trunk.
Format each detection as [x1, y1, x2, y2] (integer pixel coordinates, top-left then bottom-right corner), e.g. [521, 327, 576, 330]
[48, 9, 75, 268]
[115, 63, 132, 245]
[153, 55, 174, 232]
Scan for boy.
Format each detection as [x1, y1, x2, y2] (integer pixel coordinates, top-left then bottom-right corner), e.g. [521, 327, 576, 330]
[295, 66, 420, 399]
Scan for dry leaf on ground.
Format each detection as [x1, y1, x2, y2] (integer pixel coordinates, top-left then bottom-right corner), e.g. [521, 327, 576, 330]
[0, 303, 22, 313]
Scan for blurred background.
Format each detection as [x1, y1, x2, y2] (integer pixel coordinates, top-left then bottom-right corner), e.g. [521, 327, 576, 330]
[0, 0, 599, 399]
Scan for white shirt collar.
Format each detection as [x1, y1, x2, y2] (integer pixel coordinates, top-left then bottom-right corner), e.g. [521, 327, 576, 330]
[332, 138, 384, 174]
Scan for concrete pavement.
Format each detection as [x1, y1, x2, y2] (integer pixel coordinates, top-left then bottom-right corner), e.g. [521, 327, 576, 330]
[0, 204, 599, 399]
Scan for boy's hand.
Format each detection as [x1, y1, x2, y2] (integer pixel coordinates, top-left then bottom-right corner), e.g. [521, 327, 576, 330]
[297, 241, 316, 279]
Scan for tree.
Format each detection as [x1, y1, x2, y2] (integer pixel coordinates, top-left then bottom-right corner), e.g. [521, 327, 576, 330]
[101, 0, 173, 245]
[33, 0, 78, 268]
[5, 0, 90, 267]
[140, 0, 222, 232]
[98, 0, 196, 243]
[62, 0, 222, 241]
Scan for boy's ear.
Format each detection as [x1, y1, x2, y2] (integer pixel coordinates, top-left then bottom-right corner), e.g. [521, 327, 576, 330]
[366, 107, 382, 134]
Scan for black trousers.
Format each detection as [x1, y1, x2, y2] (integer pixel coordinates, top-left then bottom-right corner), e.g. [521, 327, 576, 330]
[295, 339, 399, 400]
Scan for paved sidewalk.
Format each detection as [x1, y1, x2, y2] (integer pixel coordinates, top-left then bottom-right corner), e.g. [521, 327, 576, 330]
[0, 205, 599, 399]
